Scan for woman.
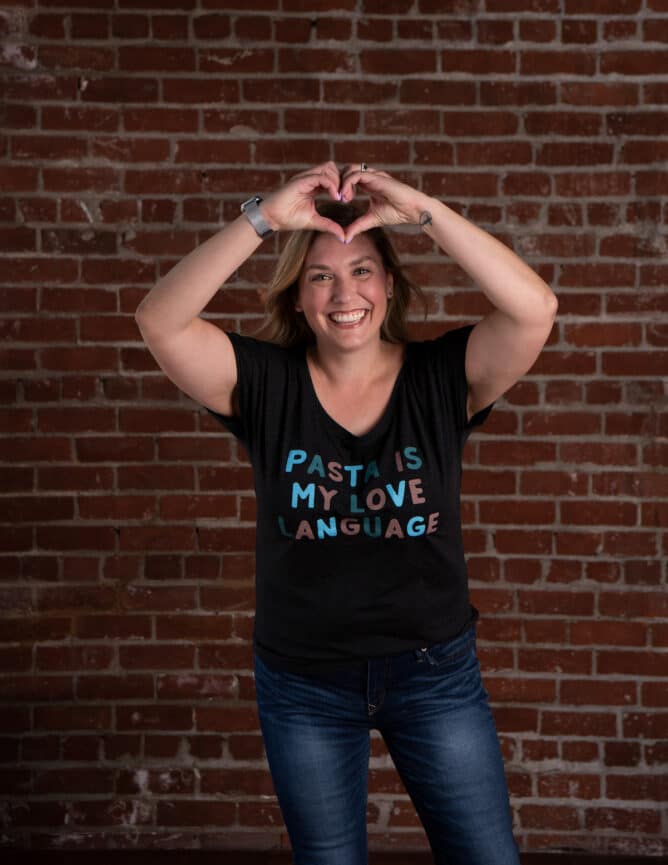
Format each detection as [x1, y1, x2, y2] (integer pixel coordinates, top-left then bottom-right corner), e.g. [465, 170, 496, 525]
[136, 162, 557, 865]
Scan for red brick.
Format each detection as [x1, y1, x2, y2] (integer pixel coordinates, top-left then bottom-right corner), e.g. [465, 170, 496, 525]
[607, 774, 668, 801]
[519, 590, 595, 617]
[537, 772, 601, 799]
[117, 768, 195, 795]
[560, 679, 637, 706]
[278, 46, 355, 74]
[486, 677, 556, 703]
[156, 674, 237, 700]
[0, 675, 74, 701]
[152, 13, 188, 39]
[518, 649, 592, 675]
[541, 711, 617, 737]
[192, 13, 232, 39]
[75, 616, 152, 640]
[156, 799, 235, 826]
[119, 585, 197, 613]
[123, 111, 200, 139]
[35, 645, 113, 672]
[119, 645, 195, 670]
[116, 705, 193, 732]
[600, 590, 668, 619]
[561, 740, 599, 763]
[623, 712, 668, 739]
[33, 768, 113, 795]
[642, 681, 668, 707]
[118, 45, 195, 72]
[201, 47, 273, 74]
[118, 526, 196, 552]
[283, 108, 360, 135]
[77, 675, 154, 700]
[519, 804, 579, 830]
[162, 78, 239, 104]
[585, 806, 661, 833]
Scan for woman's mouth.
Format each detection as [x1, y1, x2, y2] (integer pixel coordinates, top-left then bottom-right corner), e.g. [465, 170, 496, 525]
[328, 309, 368, 326]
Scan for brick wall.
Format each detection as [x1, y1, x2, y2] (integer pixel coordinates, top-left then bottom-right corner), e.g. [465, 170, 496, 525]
[1, 0, 667, 857]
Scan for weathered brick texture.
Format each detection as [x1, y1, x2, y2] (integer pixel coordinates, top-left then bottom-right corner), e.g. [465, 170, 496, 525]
[1, 0, 666, 857]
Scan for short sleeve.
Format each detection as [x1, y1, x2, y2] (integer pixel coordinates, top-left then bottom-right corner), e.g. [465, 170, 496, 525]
[433, 323, 495, 443]
[204, 331, 272, 450]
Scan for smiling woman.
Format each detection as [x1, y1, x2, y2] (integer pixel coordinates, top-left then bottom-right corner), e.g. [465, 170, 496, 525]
[256, 199, 426, 349]
[135, 160, 556, 865]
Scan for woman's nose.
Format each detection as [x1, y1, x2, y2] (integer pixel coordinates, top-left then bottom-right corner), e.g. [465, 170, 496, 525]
[330, 277, 354, 302]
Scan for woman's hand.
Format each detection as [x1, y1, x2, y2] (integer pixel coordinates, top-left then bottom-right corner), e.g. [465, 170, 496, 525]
[338, 164, 433, 243]
[260, 161, 346, 242]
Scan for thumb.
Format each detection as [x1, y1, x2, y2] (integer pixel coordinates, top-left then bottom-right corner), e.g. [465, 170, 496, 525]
[343, 212, 377, 244]
[310, 214, 346, 243]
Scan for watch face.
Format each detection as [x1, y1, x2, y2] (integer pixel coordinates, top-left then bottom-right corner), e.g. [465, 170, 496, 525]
[241, 196, 261, 212]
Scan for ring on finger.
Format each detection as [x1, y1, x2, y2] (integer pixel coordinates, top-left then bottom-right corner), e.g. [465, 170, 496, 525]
[361, 162, 368, 172]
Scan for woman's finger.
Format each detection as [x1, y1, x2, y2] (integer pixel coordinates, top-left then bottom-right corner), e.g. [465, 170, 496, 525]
[300, 163, 341, 202]
[342, 209, 379, 244]
[340, 166, 386, 203]
[310, 213, 346, 243]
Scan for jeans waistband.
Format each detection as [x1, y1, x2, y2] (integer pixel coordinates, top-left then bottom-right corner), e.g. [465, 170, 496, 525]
[258, 623, 477, 689]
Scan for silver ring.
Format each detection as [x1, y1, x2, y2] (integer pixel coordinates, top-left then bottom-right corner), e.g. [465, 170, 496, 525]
[361, 162, 368, 172]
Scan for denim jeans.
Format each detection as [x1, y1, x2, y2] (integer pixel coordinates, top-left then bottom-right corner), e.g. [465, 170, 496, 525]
[253, 624, 520, 865]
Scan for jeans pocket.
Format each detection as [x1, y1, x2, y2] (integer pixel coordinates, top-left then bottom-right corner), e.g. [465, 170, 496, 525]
[420, 627, 477, 670]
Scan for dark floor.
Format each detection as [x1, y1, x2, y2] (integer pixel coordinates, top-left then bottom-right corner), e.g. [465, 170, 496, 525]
[1, 852, 663, 865]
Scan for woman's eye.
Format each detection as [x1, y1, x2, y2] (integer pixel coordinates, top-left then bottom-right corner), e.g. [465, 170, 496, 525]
[355, 268, 370, 275]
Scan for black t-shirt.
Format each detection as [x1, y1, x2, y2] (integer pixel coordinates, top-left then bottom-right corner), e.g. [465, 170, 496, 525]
[206, 324, 494, 674]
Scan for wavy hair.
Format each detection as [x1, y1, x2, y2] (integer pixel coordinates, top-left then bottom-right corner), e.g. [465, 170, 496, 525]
[255, 201, 427, 348]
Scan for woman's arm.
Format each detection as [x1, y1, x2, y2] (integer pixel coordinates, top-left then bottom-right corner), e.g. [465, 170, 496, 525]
[135, 214, 264, 416]
[135, 162, 344, 416]
[339, 165, 558, 420]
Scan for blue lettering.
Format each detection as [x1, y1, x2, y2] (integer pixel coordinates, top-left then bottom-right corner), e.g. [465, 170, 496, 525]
[285, 449, 307, 472]
[386, 481, 406, 507]
[344, 464, 364, 487]
[362, 517, 381, 538]
[364, 461, 380, 482]
[350, 494, 365, 514]
[406, 515, 426, 537]
[307, 455, 325, 477]
[291, 482, 315, 509]
[277, 516, 292, 537]
[404, 446, 422, 470]
[316, 517, 337, 539]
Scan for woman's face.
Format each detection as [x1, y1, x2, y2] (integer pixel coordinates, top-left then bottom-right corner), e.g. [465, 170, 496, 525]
[296, 232, 393, 354]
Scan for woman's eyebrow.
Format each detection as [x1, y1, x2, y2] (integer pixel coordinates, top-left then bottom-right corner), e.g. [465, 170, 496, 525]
[305, 256, 375, 272]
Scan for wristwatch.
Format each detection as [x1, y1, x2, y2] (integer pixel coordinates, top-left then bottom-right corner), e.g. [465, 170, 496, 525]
[240, 195, 274, 239]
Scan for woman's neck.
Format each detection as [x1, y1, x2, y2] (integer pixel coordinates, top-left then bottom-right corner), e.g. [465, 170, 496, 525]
[307, 339, 404, 388]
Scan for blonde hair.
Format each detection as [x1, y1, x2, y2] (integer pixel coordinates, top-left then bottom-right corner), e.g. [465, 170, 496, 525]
[255, 201, 427, 348]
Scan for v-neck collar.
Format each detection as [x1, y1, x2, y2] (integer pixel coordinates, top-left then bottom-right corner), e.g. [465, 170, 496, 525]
[299, 344, 410, 447]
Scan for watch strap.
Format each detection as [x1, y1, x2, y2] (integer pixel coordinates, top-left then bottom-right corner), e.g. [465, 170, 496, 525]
[240, 195, 274, 239]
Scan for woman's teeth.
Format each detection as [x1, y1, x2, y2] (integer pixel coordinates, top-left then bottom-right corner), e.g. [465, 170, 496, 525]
[329, 310, 367, 324]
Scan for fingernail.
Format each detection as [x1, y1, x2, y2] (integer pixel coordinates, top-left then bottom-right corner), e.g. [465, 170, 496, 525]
[337, 192, 342, 200]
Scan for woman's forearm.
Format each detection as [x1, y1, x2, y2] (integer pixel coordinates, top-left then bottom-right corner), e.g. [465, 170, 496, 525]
[135, 212, 264, 336]
[419, 195, 557, 324]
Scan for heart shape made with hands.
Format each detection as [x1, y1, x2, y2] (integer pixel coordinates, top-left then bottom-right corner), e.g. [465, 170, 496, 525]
[331, 169, 386, 244]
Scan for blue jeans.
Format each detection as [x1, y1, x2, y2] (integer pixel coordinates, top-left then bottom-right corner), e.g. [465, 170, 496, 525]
[253, 624, 520, 865]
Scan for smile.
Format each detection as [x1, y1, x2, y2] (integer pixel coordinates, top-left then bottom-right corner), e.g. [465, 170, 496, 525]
[328, 310, 368, 325]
